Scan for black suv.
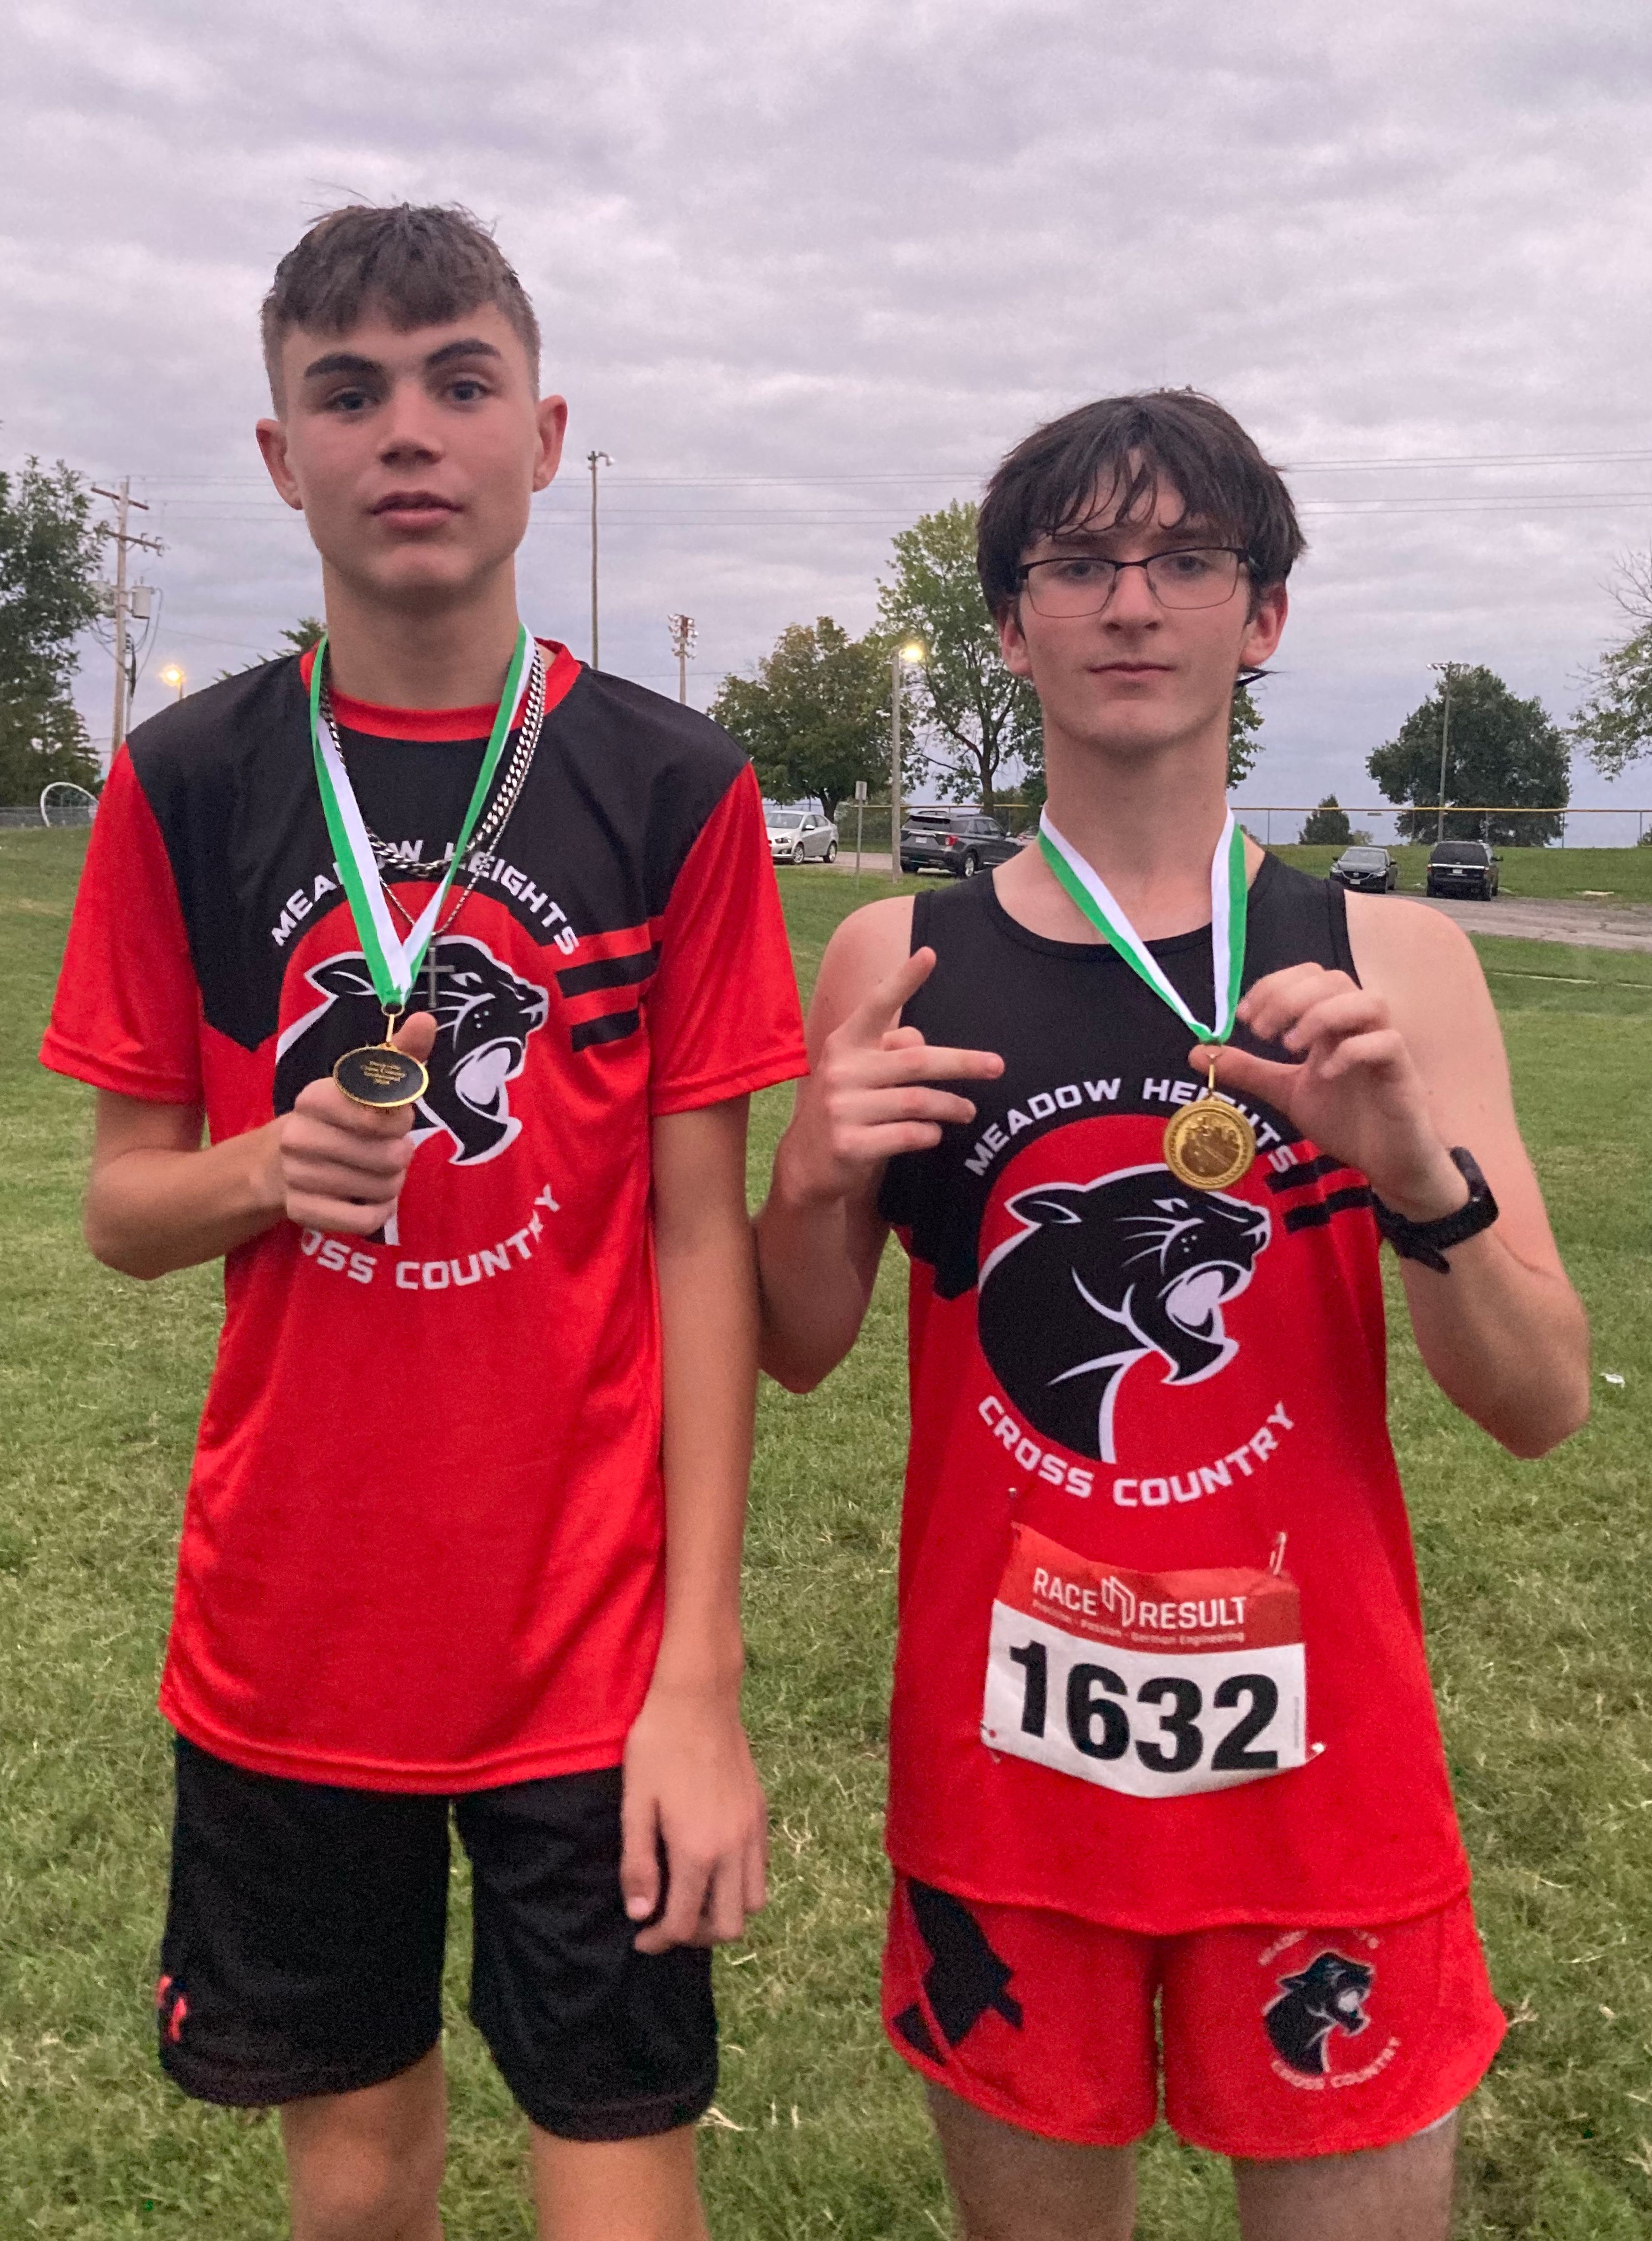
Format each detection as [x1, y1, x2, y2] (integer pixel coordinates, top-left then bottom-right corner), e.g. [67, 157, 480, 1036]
[1425, 840, 1500, 900]
[899, 808, 1021, 877]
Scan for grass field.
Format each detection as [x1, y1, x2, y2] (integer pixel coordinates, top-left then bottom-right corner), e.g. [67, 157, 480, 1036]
[2, 830, 1650, 2239]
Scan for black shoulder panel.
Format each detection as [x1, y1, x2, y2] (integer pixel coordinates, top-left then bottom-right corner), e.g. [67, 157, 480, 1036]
[124, 657, 321, 1050]
[550, 671, 750, 921]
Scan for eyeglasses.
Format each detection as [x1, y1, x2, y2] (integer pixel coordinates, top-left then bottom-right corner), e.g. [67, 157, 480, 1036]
[1019, 547, 1250, 617]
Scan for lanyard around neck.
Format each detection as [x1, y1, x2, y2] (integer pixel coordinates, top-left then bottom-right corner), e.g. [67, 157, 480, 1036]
[308, 627, 535, 1012]
[1036, 809, 1249, 1045]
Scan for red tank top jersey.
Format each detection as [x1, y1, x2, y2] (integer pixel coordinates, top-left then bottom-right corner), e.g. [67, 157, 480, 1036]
[42, 642, 805, 1793]
[876, 863, 1470, 1933]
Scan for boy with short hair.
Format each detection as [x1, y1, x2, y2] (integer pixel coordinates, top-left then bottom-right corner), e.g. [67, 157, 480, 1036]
[756, 392, 1588, 2239]
[43, 203, 805, 2241]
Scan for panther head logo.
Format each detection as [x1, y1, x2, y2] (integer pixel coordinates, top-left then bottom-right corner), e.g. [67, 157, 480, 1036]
[274, 935, 549, 1167]
[977, 1163, 1270, 1463]
[1264, 1951, 1375, 2076]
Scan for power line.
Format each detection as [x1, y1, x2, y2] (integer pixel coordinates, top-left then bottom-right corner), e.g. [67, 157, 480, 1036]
[141, 491, 1652, 528]
[115, 443, 1652, 491]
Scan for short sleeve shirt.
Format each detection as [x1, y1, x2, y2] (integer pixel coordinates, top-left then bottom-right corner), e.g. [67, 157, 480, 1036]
[42, 642, 807, 1791]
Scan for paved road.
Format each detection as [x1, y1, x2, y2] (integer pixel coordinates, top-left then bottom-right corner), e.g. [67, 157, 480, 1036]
[1413, 894, 1652, 953]
[820, 860, 1652, 953]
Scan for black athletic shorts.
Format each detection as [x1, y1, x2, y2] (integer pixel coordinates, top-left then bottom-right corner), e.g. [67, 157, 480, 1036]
[156, 1736, 716, 2140]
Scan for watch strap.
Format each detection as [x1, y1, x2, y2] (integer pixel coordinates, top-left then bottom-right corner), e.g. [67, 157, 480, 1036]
[1371, 1147, 1498, 1274]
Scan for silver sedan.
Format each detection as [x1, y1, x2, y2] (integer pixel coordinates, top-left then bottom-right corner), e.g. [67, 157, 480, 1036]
[765, 809, 839, 864]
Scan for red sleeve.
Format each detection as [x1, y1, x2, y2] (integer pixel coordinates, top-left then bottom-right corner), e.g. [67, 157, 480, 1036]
[647, 762, 807, 1114]
[38, 748, 204, 1105]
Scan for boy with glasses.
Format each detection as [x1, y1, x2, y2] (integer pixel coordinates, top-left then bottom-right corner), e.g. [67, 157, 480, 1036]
[43, 204, 804, 2241]
[755, 391, 1587, 2239]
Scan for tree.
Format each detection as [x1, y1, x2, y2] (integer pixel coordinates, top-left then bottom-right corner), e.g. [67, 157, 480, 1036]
[877, 501, 1041, 811]
[1299, 796, 1370, 846]
[0, 457, 103, 803]
[1228, 681, 1264, 787]
[280, 616, 325, 656]
[1367, 666, 1568, 846]
[710, 617, 889, 822]
[1301, 796, 1353, 846]
[1571, 553, 1652, 776]
[220, 616, 327, 681]
[0, 692, 99, 803]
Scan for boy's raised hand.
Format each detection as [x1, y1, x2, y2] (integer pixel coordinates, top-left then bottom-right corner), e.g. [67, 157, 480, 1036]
[782, 947, 1005, 1205]
[1203, 964, 1467, 1219]
[275, 1010, 439, 1234]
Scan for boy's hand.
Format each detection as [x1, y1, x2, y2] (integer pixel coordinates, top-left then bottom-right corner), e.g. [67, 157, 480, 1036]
[274, 1011, 438, 1234]
[777, 946, 1004, 1208]
[619, 1681, 767, 1952]
[1204, 964, 1468, 1220]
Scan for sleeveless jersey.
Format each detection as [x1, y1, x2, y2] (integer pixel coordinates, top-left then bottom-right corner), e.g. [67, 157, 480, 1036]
[877, 858, 1470, 1933]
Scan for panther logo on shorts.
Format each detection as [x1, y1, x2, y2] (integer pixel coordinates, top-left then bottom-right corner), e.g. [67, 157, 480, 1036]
[977, 1164, 1271, 1462]
[1264, 1951, 1375, 2075]
[892, 1881, 1023, 2062]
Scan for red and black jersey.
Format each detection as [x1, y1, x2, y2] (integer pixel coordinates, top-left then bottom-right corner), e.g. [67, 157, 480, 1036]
[42, 641, 806, 1793]
[876, 864, 1470, 1934]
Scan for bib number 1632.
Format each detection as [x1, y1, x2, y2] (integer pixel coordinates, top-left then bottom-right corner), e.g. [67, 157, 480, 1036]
[980, 1526, 1308, 1800]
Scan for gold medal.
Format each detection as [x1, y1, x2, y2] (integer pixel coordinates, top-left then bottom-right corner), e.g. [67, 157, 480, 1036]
[1163, 1050, 1256, 1191]
[333, 1011, 429, 1109]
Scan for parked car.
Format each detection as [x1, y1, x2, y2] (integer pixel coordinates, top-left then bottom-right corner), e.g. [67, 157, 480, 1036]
[1328, 845, 1399, 894]
[764, 808, 838, 864]
[1425, 839, 1500, 900]
[899, 808, 1020, 878]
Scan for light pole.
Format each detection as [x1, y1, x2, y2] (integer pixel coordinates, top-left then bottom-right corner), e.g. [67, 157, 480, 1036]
[587, 451, 613, 669]
[666, 614, 697, 704]
[1428, 661, 1461, 844]
[890, 641, 925, 882]
[159, 663, 186, 703]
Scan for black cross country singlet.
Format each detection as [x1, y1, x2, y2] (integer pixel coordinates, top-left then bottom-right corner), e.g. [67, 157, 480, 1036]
[876, 856, 1470, 1932]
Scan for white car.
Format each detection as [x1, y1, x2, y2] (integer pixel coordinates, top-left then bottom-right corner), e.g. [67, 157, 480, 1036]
[765, 809, 838, 864]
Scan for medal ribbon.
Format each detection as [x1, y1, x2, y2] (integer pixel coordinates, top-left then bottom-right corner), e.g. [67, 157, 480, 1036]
[308, 625, 536, 1012]
[1037, 809, 1248, 1046]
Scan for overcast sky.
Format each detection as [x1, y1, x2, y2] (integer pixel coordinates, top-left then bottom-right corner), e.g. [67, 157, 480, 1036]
[6, 0, 1652, 837]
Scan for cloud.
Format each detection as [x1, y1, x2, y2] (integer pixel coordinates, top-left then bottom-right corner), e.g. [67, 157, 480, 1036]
[4, 0, 1652, 830]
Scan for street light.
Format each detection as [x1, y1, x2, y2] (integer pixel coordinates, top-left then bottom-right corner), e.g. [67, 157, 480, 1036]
[588, 451, 613, 670]
[1428, 661, 1461, 843]
[159, 662, 186, 702]
[890, 640, 925, 883]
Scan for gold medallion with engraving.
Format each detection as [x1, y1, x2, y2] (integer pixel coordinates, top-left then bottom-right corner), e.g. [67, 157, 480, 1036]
[333, 1011, 429, 1110]
[1162, 1050, 1256, 1191]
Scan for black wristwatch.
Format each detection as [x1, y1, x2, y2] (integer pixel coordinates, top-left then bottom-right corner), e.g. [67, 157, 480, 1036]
[1371, 1148, 1498, 1273]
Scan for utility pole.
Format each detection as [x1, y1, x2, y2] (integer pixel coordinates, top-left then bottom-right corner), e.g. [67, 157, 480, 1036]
[889, 642, 925, 882]
[1427, 661, 1462, 844]
[666, 614, 697, 704]
[587, 451, 612, 669]
[92, 479, 163, 761]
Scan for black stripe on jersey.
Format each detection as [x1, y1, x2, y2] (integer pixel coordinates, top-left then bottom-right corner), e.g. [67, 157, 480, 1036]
[1283, 1185, 1373, 1232]
[556, 947, 660, 998]
[1264, 1152, 1349, 1194]
[570, 1009, 641, 1051]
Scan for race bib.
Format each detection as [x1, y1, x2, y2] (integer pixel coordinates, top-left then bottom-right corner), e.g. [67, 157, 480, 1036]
[982, 1523, 1307, 1799]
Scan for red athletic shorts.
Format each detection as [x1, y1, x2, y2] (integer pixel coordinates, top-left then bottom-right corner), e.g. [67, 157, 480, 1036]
[883, 1875, 1505, 2161]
